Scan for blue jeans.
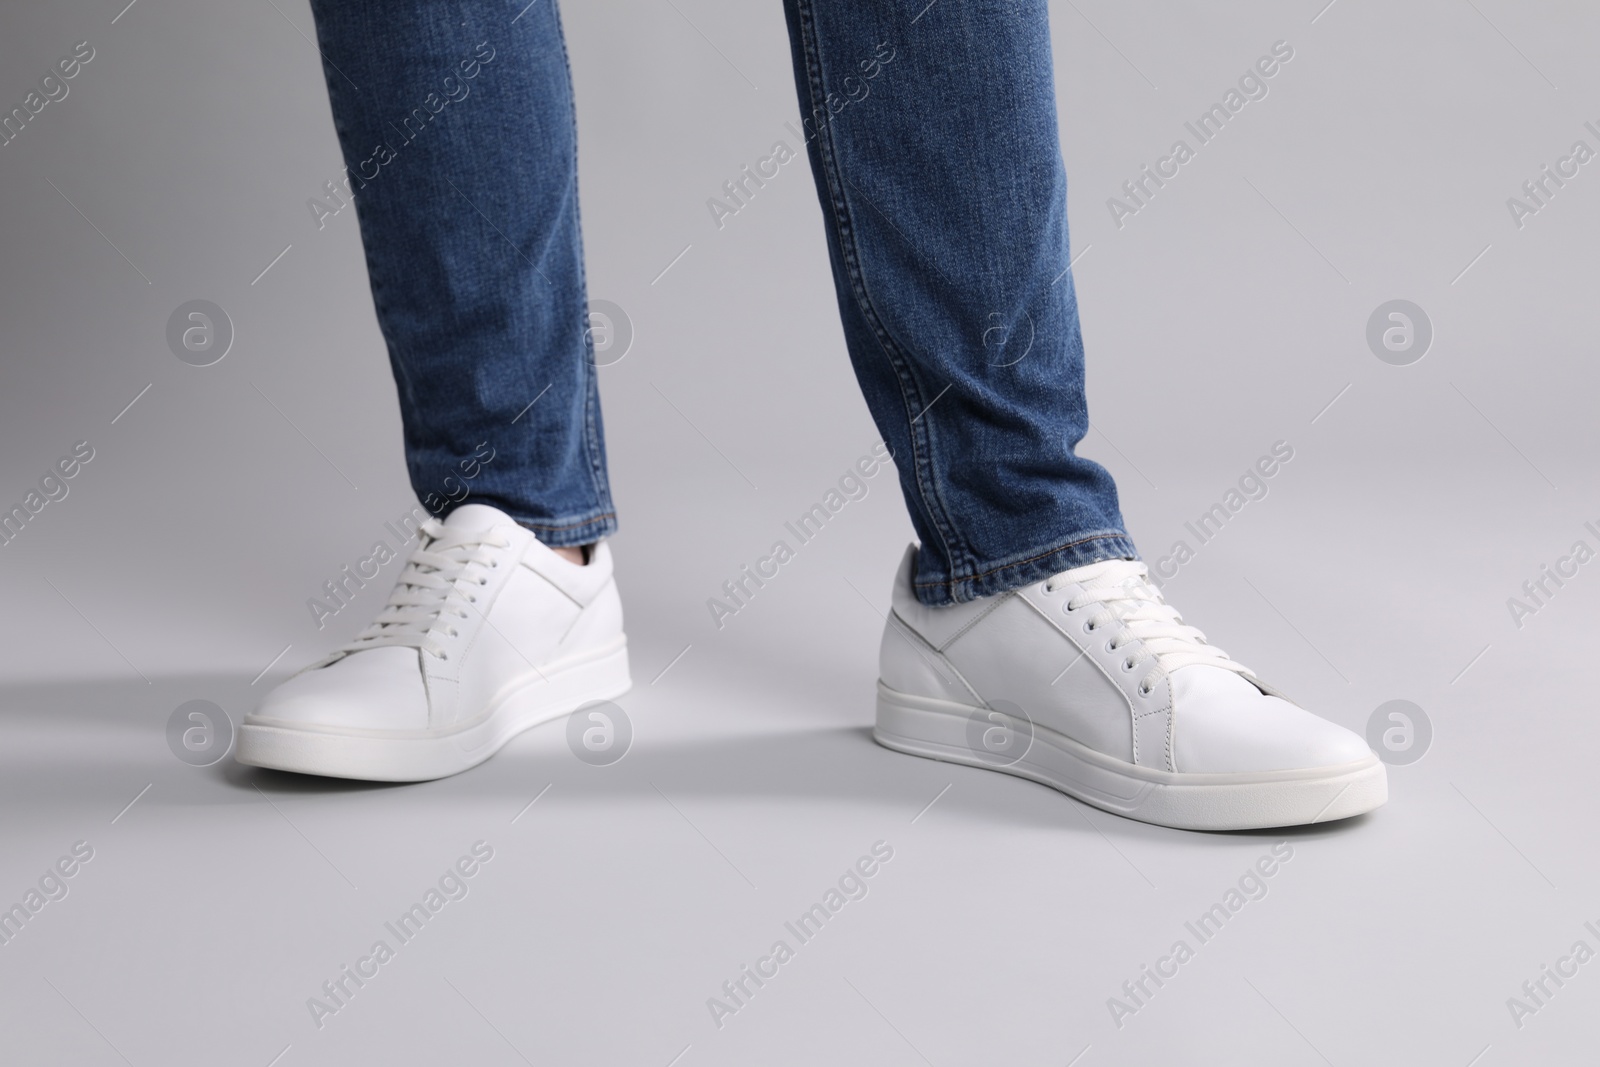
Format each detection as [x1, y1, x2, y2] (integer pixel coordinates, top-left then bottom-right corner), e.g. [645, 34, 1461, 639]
[307, 0, 1136, 605]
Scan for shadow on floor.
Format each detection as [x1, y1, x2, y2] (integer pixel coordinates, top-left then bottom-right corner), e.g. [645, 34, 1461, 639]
[0, 671, 1375, 844]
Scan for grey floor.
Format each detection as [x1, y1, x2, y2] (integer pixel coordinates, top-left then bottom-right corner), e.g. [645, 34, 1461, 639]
[4, 0, 1600, 1064]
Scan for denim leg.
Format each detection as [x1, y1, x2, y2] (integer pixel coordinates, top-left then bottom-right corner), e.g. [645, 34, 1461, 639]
[780, 0, 1138, 605]
[307, 0, 615, 546]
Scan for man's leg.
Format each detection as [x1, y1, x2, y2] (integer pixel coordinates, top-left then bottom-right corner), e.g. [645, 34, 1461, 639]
[781, 1, 1387, 831]
[780, 0, 1135, 607]
[235, 2, 629, 781]
[307, 0, 614, 547]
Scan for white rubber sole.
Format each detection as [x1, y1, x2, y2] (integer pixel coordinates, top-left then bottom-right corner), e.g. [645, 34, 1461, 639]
[874, 682, 1386, 831]
[235, 640, 632, 782]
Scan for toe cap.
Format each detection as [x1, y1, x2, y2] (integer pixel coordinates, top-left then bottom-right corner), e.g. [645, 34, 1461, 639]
[1171, 667, 1372, 774]
[250, 647, 430, 733]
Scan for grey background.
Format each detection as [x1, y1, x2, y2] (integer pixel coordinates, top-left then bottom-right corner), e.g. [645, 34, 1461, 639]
[2, 0, 1598, 1063]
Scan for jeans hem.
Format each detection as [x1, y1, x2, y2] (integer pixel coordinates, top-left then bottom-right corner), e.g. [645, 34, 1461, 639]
[509, 511, 617, 548]
[913, 531, 1140, 606]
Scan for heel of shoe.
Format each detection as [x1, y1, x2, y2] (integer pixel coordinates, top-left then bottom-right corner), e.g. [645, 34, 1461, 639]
[874, 681, 983, 761]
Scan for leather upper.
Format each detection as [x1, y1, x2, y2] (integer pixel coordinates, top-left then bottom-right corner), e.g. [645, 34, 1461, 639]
[880, 545, 1372, 774]
[251, 505, 623, 734]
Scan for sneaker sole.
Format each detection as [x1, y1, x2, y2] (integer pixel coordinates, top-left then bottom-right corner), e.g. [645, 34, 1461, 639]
[873, 682, 1387, 831]
[235, 640, 632, 782]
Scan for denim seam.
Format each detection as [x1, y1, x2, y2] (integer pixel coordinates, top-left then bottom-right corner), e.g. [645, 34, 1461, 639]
[789, 0, 968, 581]
[911, 531, 1135, 592]
[551, 0, 614, 519]
[513, 510, 616, 533]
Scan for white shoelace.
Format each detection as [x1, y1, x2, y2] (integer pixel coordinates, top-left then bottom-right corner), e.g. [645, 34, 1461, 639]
[339, 519, 511, 661]
[1044, 559, 1254, 695]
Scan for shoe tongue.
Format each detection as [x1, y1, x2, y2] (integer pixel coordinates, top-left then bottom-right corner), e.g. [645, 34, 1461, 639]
[1059, 558, 1164, 628]
[1057, 558, 1249, 681]
[441, 503, 516, 532]
[1059, 558, 1152, 596]
[1171, 660, 1264, 698]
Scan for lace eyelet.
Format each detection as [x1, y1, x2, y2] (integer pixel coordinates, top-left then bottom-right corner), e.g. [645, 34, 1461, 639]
[479, 578, 488, 586]
[1040, 583, 1055, 596]
[1138, 684, 1152, 697]
[1104, 639, 1118, 654]
[1121, 657, 1136, 672]
[1083, 620, 1096, 633]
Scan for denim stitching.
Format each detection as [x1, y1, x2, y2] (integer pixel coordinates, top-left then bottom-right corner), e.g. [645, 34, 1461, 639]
[912, 531, 1137, 594]
[514, 511, 616, 532]
[550, 0, 614, 518]
[789, 0, 968, 580]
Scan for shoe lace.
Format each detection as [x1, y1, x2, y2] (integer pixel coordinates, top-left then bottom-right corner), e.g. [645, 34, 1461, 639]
[339, 519, 511, 661]
[1044, 559, 1254, 695]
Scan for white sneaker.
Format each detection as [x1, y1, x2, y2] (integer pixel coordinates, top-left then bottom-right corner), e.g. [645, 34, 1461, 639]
[873, 546, 1385, 830]
[236, 504, 630, 781]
